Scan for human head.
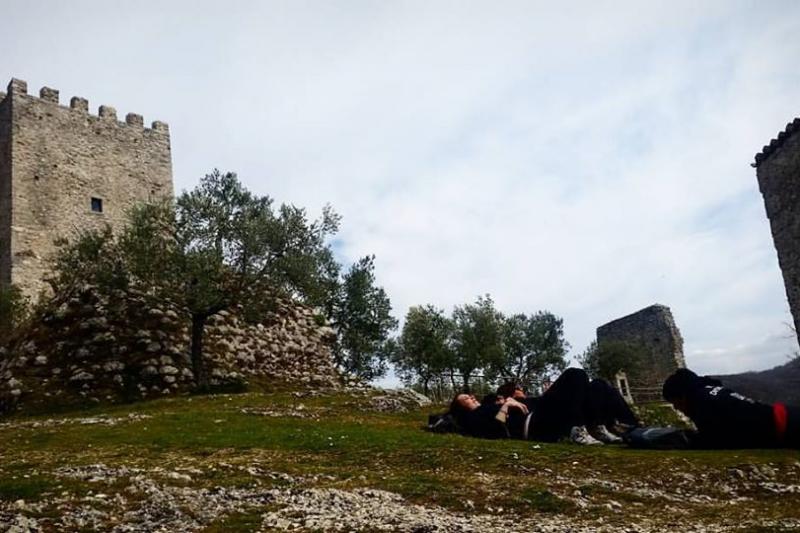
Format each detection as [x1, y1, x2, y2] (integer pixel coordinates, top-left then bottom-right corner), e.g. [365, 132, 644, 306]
[449, 393, 480, 417]
[497, 381, 526, 400]
[663, 368, 697, 403]
[663, 368, 721, 413]
[481, 393, 504, 405]
[664, 368, 724, 399]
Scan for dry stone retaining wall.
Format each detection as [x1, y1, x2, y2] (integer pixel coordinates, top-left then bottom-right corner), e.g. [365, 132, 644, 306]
[0, 286, 339, 413]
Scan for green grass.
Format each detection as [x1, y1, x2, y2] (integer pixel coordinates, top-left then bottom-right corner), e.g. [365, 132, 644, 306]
[0, 475, 58, 501]
[634, 402, 691, 427]
[203, 510, 265, 532]
[1, 390, 799, 530]
[514, 487, 573, 514]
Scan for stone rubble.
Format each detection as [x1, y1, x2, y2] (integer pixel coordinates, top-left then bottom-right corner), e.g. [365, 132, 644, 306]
[1, 462, 797, 532]
[237, 387, 433, 419]
[364, 388, 433, 412]
[0, 413, 151, 430]
[239, 406, 330, 420]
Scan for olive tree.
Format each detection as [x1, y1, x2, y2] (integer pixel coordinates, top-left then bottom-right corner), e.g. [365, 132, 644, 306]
[494, 311, 568, 388]
[392, 304, 454, 395]
[578, 340, 641, 382]
[325, 255, 398, 381]
[451, 294, 504, 390]
[51, 170, 340, 390]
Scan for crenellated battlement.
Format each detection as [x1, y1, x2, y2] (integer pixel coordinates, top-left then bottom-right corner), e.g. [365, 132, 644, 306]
[4, 78, 169, 133]
[0, 75, 174, 300]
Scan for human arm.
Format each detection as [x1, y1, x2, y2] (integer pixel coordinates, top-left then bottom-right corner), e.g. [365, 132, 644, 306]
[494, 397, 528, 424]
[457, 404, 510, 439]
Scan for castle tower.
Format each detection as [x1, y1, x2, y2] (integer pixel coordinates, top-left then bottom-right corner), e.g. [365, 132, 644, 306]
[0, 78, 173, 299]
[754, 118, 800, 346]
[596, 304, 686, 403]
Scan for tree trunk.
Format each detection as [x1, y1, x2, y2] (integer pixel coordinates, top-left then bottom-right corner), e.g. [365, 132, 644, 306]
[422, 377, 430, 397]
[191, 314, 208, 391]
[462, 373, 470, 392]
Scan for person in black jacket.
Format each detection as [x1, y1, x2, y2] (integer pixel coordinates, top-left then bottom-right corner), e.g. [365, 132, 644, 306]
[662, 368, 800, 449]
[496, 374, 639, 438]
[448, 392, 528, 439]
[450, 368, 639, 445]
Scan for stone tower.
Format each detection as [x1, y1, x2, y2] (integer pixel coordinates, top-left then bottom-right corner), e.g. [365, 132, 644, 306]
[0, 78, 173, 299]
[596, 304, 686, 403]
[754, 118, 800, 345]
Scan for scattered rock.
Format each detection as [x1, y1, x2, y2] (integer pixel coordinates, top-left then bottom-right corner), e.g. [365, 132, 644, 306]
[363, 388, 432, 413]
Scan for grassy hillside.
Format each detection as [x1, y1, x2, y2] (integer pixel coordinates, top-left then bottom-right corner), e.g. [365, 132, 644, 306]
[714, 358, 800, 405]
[1, 390, 799, 532]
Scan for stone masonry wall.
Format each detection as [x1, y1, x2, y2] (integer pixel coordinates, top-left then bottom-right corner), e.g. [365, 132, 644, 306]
[0, 78, 173, 299]
[596, 304, 686, 403]
[0, 286, 340, 413]
[0, 89, 11, 286]
[754, 118, 800, 345]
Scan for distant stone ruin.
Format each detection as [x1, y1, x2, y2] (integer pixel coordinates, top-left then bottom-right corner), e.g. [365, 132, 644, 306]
[596, 304, 686, 403]
[754, 118, 800, 345]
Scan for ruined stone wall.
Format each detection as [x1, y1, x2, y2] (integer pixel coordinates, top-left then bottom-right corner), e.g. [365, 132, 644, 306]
[754, 118, 800, 344]
[0, 286, 340, 412]
[0, 78, 173, 299]
[596, 304, 685, 403]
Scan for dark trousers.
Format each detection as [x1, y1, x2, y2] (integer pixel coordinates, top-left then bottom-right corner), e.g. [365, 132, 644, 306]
[587, 378, 639, 428]
[527, 368, 638, 442]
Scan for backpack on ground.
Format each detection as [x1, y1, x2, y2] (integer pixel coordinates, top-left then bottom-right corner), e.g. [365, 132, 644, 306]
[427, 412, 460, 433]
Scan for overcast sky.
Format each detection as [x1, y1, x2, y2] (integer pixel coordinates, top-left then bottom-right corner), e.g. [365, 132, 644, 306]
[3, 1, 800, 380]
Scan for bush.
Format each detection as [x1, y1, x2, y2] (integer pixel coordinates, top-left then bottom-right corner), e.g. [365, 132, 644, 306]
[0, 284, 30, 340]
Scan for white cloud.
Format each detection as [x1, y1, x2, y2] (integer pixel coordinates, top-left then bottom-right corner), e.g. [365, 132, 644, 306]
[2, 0, 800, 381]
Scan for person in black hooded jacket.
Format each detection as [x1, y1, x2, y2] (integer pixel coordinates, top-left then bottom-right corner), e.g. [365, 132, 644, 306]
[662, 368, 800, 449]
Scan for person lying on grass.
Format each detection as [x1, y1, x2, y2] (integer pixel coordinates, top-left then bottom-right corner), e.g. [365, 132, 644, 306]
[449, 368, 640, 445]
[663, 368, 800, 449]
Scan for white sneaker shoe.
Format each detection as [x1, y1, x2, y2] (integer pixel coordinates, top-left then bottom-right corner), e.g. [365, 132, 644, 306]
[570, 425, 603, 446]
[589, 424, 623, 444]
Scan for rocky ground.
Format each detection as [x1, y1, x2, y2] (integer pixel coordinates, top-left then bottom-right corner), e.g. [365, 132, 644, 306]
[1, 389, 799, 532]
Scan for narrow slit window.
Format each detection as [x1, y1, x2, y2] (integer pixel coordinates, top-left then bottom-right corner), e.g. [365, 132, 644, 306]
[91, 197, 103, 213]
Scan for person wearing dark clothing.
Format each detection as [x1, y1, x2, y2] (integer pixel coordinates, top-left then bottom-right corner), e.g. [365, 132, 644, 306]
[587, 378, 640, 430]
[450, 368, 639, 445]
[522, 368, 638, 443]
[662, 368, 800, 449]
[448, 393, 527, 439]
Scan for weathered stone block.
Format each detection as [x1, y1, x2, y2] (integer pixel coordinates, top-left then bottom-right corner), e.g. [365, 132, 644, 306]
[125, 113, 143, 127]
[70, 97, 88, 112]
[39, 87, 59, 103]
[98, 105, 117, 120]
